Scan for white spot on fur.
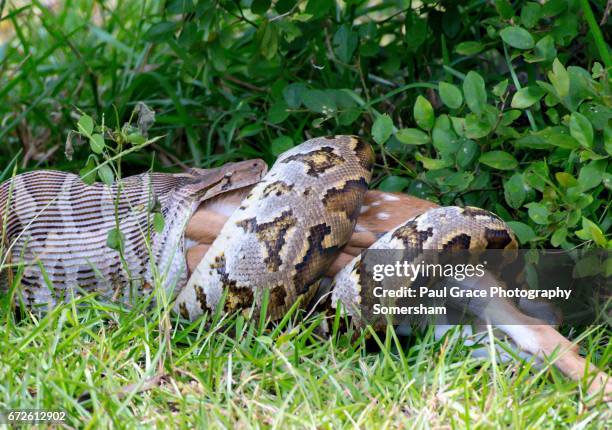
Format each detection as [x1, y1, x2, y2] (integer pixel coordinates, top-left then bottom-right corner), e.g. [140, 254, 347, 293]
[383, 194, 400, 201]
[359, 205, 370, 214]
[377, 212, 390, 220]
[184, 239, 199, 250]
[371, 201, 381, 206]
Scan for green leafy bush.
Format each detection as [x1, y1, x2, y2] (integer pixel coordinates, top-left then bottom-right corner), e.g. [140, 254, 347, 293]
[0, 0, 610, 248]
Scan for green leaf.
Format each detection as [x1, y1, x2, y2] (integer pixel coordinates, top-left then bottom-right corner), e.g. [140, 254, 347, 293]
[524, 35, 556, 63]
[238, 124, 263, 139]
[305, 0, 333, 19]
[524, 161, 549, 191]
[495, 0, 514, 19]
[456, 139, 479, 169]
[465, 113, 493, 139]
[415, 153, 452, 170]
[479, 151, 518, 170]
[575, 217, 606, 247]
[283, 83, 307, 108]
[518, 127, 579, 150]
[78, 115, 94, 136]
[271, 135, 294, 156]
[267, 101, 289, 124]
[504, 173, 526, 209]
[302, 89, 336, 114]
[555, 172, 578, 188]
[602, 172, 612, 190]
[548, 58, 570, 97]
[501, 110, 521, 126]
[372, 114, 394, 145]
[405, 11, 428, 52]
[413, 96, 434, 131]
[605, 125, 612, 155]
[455, 41, 484, 55]
[332, 25, 358, 63]
[395, 128, 430, 145]
[526, 202, 550, 225]
[577, 160, 607, 191]
[97, 164, 114, 185]
[438, 82, 463, 109]
[127, 133, 146, 145]
[153, 212, 165, 234]
[510, 86, 545, 108]
[79, 156, 97, 185]
[463, 71, 487, 115]
[520, 2, 541, 28]
[378, 176, 410, 192]
[500, 26, 534, 49]
[258, 21, 278, 60]
[106, 228, 125, 252]
[492, 80, 509, 97]
[339, 108, 361, 126]
[251, 0, 271, 15]
[568, 112, 593, 148]
[432, 117, 459, 156]
[550, 227, 567, 247]
[507, 221, 536, 244]
[89, 134, 105, 154]
[144, 21, 177, 43]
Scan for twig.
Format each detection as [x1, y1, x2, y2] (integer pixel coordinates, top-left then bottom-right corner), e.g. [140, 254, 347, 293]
[151, 143, 189, 169]
[223, 74, 266, 92]
[115, 373, 167, 398]
[227, 0, 258, 28]
[602, 0, 612, 25]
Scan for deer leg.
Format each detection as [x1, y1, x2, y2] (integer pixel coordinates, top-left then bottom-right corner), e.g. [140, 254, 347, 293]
[444, 272, 611, 400]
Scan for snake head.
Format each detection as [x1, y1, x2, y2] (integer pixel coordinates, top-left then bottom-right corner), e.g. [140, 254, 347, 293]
[185, 159, 268, 200]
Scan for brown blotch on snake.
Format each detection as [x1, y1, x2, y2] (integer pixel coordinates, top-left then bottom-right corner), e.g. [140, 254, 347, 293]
[484, 228, 514, 249]
[293, 223, 339, 295]
[391, 221, 434, 250]
[237, 210, 298, 272]
[225, 285, 255, 313]
[322, 178, 369, 222]
[442, 233, 472, 250]
[281, 146, 345, 177]
[262, 181, 294, 198]
[462, 207, 498, 219]
[351, 137, 376, 171]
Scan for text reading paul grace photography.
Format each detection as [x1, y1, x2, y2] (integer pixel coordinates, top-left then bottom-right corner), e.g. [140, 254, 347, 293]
[370, 260, 572, 316]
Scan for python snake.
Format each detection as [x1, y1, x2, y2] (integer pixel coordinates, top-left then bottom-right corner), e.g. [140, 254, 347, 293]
[2, 135, 611, 399]
[0, 135, 517, 315]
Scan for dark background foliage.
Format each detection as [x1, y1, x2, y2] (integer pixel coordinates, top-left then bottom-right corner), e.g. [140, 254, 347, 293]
[0, 0, 611, 249]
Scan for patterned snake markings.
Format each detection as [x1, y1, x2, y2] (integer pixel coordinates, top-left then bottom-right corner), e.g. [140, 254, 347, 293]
[0, 160, 268, 308]
[330, 206, 519, 323]
[175, 135, 375, 321]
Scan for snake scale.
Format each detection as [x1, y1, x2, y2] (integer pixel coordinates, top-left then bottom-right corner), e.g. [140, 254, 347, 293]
[0, 135, 516, 317]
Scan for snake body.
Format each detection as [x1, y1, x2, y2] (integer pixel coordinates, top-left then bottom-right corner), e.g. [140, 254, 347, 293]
[174, 135, 374, 320]
[331, 206, 518, 326]
[1, 135, 517, 320]
[0, 161, 267, 308]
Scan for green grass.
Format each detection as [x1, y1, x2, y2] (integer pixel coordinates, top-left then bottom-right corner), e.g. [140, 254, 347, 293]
[1, 294, 610, 428]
